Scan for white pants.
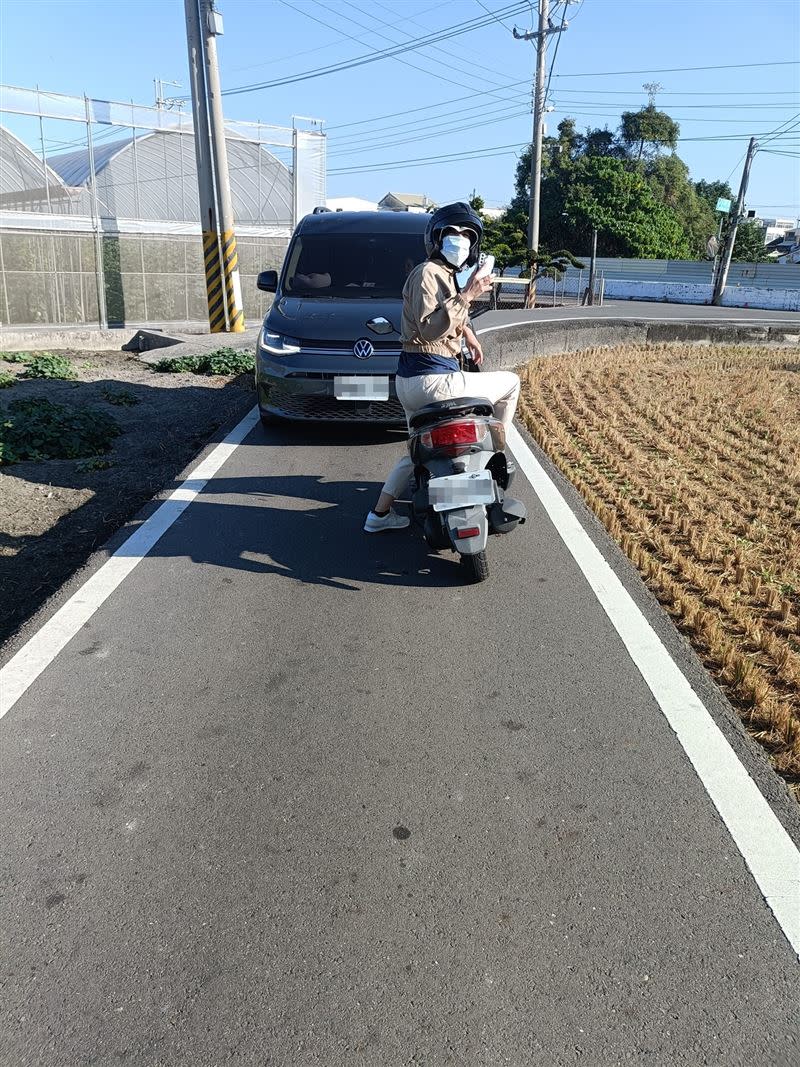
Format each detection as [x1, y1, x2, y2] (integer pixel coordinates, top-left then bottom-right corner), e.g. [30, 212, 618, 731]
[381, 369, 521, 499]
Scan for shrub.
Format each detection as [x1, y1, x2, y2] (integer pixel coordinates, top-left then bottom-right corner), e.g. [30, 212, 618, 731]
[0, 397, 121, 465]
[0, 372, 14, 389]
[1, 352, 34, 364]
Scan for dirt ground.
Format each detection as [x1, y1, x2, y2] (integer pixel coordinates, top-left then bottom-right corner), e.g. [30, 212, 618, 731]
[0, 349, 255, 648]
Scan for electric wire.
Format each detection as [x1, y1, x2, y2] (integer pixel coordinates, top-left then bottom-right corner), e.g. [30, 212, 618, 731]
[321, 0, 520, 90]
[552, 60, 800, 79]
[220, 0, 534, 96]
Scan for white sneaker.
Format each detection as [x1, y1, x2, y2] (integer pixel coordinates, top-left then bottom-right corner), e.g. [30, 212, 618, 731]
[363, 509, 411, 533]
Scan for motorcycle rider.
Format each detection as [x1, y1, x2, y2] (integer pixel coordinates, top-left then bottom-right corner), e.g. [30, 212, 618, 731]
[364, 201, 521, 532]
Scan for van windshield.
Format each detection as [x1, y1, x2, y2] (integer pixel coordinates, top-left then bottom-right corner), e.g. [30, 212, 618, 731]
[283, 233, 426, 298]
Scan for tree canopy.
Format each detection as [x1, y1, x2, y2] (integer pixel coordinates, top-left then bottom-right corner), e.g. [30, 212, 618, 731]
[478, 108, 769, 268]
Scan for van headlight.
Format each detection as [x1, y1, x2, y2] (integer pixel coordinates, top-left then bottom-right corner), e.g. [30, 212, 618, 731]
[258, 326, 301, 354]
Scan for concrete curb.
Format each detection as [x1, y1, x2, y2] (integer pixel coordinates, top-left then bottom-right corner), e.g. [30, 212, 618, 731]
[477, 316, 800, 370]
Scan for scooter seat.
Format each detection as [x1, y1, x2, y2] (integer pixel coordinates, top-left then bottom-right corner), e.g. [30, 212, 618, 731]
[408, 396, 495, 430]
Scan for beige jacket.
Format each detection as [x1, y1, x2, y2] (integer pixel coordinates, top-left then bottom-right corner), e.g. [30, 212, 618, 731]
[400, 258, 470, 358]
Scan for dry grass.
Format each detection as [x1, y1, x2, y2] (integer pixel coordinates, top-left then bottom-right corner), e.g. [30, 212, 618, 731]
[518, 342, 800, 798]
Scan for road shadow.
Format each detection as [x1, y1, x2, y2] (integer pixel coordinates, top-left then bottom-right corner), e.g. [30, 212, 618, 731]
[116, 470, 469, 591]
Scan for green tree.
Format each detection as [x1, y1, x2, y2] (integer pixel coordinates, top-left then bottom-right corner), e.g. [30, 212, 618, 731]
[620, 105, 680, 161]
[563, 156, 690, 258]
[695, 178, 734, 211]
[731, 220, 771, 263]
[645, 156, 716, 258]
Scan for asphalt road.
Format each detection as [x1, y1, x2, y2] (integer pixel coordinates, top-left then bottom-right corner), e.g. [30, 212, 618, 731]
[2, 305, 800, 1065]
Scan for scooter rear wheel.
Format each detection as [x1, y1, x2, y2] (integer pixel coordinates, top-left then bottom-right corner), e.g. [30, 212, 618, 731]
[461, 549, 489, 583]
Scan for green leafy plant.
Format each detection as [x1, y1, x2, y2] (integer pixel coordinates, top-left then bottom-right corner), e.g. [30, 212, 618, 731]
[0, 397, 121, 465]
[1, 351, 34, 364]
[76, 457, 113, 472]
[152, 347, 254, 376]
[152, 354, 202, 373]
[0, 372, 15, 389]
[102, 389, 140, 406]
[199, 348, 255, 375]
[21, 354, 77, 380]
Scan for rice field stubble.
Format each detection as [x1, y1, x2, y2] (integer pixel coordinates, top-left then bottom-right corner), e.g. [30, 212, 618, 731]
[517, 343, 800, 798]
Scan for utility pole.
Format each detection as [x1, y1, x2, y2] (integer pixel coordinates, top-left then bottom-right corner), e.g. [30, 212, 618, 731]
[514, 1, 567, 308]
[183, 0, 244, 332]
[712, 136, 758, 306]
[200, 0, 245, 331]
[584, 227, 598, 306]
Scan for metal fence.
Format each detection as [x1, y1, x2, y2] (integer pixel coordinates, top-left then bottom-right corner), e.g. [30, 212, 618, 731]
[0, 85, 326, 329]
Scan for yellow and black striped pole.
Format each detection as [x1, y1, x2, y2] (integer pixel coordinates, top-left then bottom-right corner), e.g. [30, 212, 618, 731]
[220, 228, 245, 332]
[203, 230, 226, 333]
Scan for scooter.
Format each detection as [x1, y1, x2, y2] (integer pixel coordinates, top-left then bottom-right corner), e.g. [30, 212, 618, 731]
[407, 396, 527, 582]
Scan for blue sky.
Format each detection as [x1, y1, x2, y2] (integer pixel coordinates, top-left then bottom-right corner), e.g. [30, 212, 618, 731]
[2, 0, 799, 219]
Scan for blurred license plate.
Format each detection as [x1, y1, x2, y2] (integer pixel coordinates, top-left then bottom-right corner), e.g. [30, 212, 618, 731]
[334, 376, 390, 401]
[429, 471, 495, 512]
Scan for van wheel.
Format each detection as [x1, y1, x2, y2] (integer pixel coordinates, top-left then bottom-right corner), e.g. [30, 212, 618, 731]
[461, 549, 489, 583]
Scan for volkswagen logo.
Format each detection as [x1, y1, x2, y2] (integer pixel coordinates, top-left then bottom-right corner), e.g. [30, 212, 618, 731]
[353, 338, 374, 359]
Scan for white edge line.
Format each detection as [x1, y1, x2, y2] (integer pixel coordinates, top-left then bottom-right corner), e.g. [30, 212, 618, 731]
[0, 406, 261, 720]
[476, 313, 800, 335]
[505, 423, 800, 960]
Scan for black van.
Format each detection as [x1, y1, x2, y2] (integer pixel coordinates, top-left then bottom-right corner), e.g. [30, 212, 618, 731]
[255, 210, 428, 424]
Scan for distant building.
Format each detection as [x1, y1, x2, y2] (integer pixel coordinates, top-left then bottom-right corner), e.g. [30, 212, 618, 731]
[770, 227, 800, 264]
[326, 196, 378, 212]
[378, 192, 434, 213]
[756, 216, 797, 245]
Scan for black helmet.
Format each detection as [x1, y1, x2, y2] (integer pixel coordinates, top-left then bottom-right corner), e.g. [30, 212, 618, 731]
[424, 201, 483, 267]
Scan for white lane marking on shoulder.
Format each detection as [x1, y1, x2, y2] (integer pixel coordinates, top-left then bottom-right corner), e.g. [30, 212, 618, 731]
[476, 314, 799, 335]
[506, 423, 800, 960]
[0, 406, 261, 720]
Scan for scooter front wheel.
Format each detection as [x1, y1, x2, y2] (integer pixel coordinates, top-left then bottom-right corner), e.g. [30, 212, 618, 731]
[460, 549, 489, 583]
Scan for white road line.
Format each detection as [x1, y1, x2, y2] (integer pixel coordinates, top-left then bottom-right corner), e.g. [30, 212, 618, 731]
[506, 423, 800, 960]
[477, 313, 800, 333]
[0, 407, 261, 720]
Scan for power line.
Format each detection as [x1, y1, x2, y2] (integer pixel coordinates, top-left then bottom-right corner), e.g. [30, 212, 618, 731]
[329, 139, 528, 174]
[552, 60, 800, 79]
[327, 78, 527, 131]
[321, 0, 520, 90]
[220, 0, 533, 97]
[473, 0, 517, 32]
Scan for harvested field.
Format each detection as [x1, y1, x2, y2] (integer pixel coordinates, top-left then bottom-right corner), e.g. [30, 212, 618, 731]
[518, 343, 800, 798]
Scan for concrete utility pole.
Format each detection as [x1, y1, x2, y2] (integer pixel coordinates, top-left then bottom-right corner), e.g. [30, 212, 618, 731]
[183, 0, 244, 332]
[184, 0, 225, 332]
[514, 0, 567, 308]
[200, 0, 245, 331]
[712, 136, 758, 307]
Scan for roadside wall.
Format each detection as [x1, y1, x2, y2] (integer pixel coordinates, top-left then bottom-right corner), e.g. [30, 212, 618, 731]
[531, 275, 800, 312]
[478, 318, 800, 372]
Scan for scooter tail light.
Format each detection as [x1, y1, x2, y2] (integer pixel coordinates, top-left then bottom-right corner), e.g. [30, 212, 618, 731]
[429, 420, 480, 448]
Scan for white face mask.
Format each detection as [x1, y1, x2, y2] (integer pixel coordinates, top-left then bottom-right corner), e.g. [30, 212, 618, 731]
[440, 234, 471, 268]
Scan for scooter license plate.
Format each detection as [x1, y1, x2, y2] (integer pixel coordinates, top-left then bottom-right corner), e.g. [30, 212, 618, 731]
[429, 470, 495, 512]
[334, 376, 390, 401]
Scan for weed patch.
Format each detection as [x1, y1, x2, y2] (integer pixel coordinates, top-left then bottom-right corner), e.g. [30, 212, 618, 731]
[21, 354, 77, 380]
[153, 346, 254, 376]
[0, 397, 121, 465]
[102, 389, 140, 407]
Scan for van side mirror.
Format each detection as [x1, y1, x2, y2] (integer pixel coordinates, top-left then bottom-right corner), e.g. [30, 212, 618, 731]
[257, 270, 278, 293]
